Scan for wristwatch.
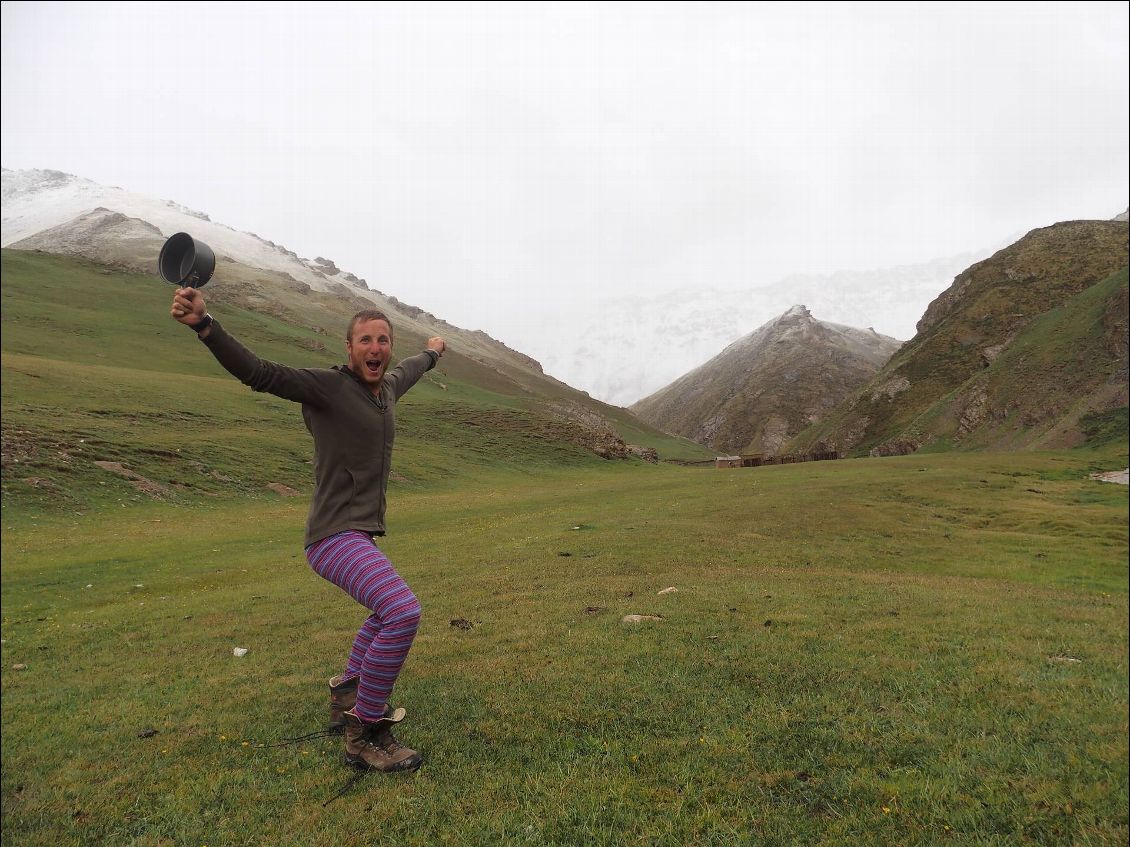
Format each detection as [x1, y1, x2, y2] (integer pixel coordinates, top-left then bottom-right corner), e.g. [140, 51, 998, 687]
[188, 313, 214, 334]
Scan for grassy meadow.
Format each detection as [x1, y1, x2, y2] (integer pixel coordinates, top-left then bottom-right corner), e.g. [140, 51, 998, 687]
[2, 250, 1128, 845]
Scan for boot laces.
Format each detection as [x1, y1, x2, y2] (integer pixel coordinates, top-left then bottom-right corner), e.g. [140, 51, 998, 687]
[374, 726, 404, 754]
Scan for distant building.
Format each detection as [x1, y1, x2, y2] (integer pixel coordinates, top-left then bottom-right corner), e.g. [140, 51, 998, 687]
[715, 456, 742, 469]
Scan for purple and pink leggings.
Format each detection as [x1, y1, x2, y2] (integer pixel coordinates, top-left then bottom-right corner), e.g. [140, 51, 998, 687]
[305, 530, 421, 723]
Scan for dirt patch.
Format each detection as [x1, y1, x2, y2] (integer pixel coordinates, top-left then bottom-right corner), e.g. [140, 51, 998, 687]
[266, 482, 300, 496]
[92, 461, 170, 499]
[1089, 468, 1129, 485]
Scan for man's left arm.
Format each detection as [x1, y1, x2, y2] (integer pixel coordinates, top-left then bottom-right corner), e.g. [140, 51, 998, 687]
[388, 337, 445, 401]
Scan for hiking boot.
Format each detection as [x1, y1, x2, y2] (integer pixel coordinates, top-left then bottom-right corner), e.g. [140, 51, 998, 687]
[342, 708, 422, 773]
[328, 675, 359, 734]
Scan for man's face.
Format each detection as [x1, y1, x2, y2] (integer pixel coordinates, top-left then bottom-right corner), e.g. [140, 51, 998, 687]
[347, 318, 393, 392]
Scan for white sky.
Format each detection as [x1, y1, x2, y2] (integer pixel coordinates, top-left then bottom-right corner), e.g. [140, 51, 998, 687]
[3, 1, 1128, 339]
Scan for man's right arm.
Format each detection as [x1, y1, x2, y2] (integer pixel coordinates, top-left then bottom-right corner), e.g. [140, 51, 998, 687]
[171, 287, 332, 406]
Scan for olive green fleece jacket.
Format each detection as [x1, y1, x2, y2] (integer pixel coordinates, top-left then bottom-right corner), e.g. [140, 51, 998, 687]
[200, 319, 439, 546]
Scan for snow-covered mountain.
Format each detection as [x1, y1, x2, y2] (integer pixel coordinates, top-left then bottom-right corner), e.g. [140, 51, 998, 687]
[2, 168, 372, 293]
[504, 249, 998, 407]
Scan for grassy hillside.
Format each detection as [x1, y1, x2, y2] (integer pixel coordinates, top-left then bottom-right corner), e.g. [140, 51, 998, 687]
[914, 269, 1129, 452]
[788, 222, 1128, 457]
[0, 250, 710, 517]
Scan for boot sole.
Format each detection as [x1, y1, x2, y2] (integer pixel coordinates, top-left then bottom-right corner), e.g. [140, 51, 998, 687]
[343, 751, 423, 773]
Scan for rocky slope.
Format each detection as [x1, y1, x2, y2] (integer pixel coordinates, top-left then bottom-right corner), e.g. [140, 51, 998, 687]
[786, 219, 1129, 456]
[630, 306, 901, 455]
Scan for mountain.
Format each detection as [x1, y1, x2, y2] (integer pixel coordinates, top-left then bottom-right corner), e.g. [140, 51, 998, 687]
[1, 168, 621, 396]
[630, 306, 902, 455]
[505, 248, 996, 407]
[2, 168, 376, 293]
[1, 168, 711, 467]
[786, 219, 1129, 456]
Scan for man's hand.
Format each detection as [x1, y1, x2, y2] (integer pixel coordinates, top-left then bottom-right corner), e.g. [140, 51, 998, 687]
[427, 336, 446, 358]
[171, 287, 207, 327]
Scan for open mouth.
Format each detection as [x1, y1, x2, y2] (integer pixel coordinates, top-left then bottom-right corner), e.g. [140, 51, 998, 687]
[366, 358, 383, 375]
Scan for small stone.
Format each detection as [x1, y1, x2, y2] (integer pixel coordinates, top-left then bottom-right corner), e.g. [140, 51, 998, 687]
[232, 647, 249, 657]
[622, 614, 664, 623]
[657, 587, 678, 595]
[13, 663, 28, 671]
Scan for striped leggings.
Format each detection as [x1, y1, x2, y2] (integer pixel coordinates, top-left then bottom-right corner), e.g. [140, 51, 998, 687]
[305, 531, 421, 722]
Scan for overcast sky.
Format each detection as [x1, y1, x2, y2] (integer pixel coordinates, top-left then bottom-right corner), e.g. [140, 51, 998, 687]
[3, 1, 1127, 338]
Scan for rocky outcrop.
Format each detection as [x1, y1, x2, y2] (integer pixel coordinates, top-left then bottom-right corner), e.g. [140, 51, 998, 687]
[627, 445, 659, 463]
[547, 402, 629, 459]
[312, 256, 340, 275]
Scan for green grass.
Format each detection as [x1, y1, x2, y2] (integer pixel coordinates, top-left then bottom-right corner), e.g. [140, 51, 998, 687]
[1081, 408, 1130, 449]
[3, 449, 1127, 846]
[2, 249, 1127, 844]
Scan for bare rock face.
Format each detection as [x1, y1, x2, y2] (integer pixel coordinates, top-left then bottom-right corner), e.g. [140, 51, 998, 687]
[957, 388, 990, 435]
[627, 445, 659, 463]
[312, 256, 340, 275]
[869, 376, 910, 402]
[547, 401, 629, 459]
[979, 343, 1007, 368]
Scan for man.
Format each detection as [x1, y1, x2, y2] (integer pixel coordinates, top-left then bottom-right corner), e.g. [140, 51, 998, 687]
[171, 285, 445, 773]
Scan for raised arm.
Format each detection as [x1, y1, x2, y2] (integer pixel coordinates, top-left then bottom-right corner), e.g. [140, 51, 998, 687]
[386, 337, 446, 401]
[170, 287, 332, 406]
